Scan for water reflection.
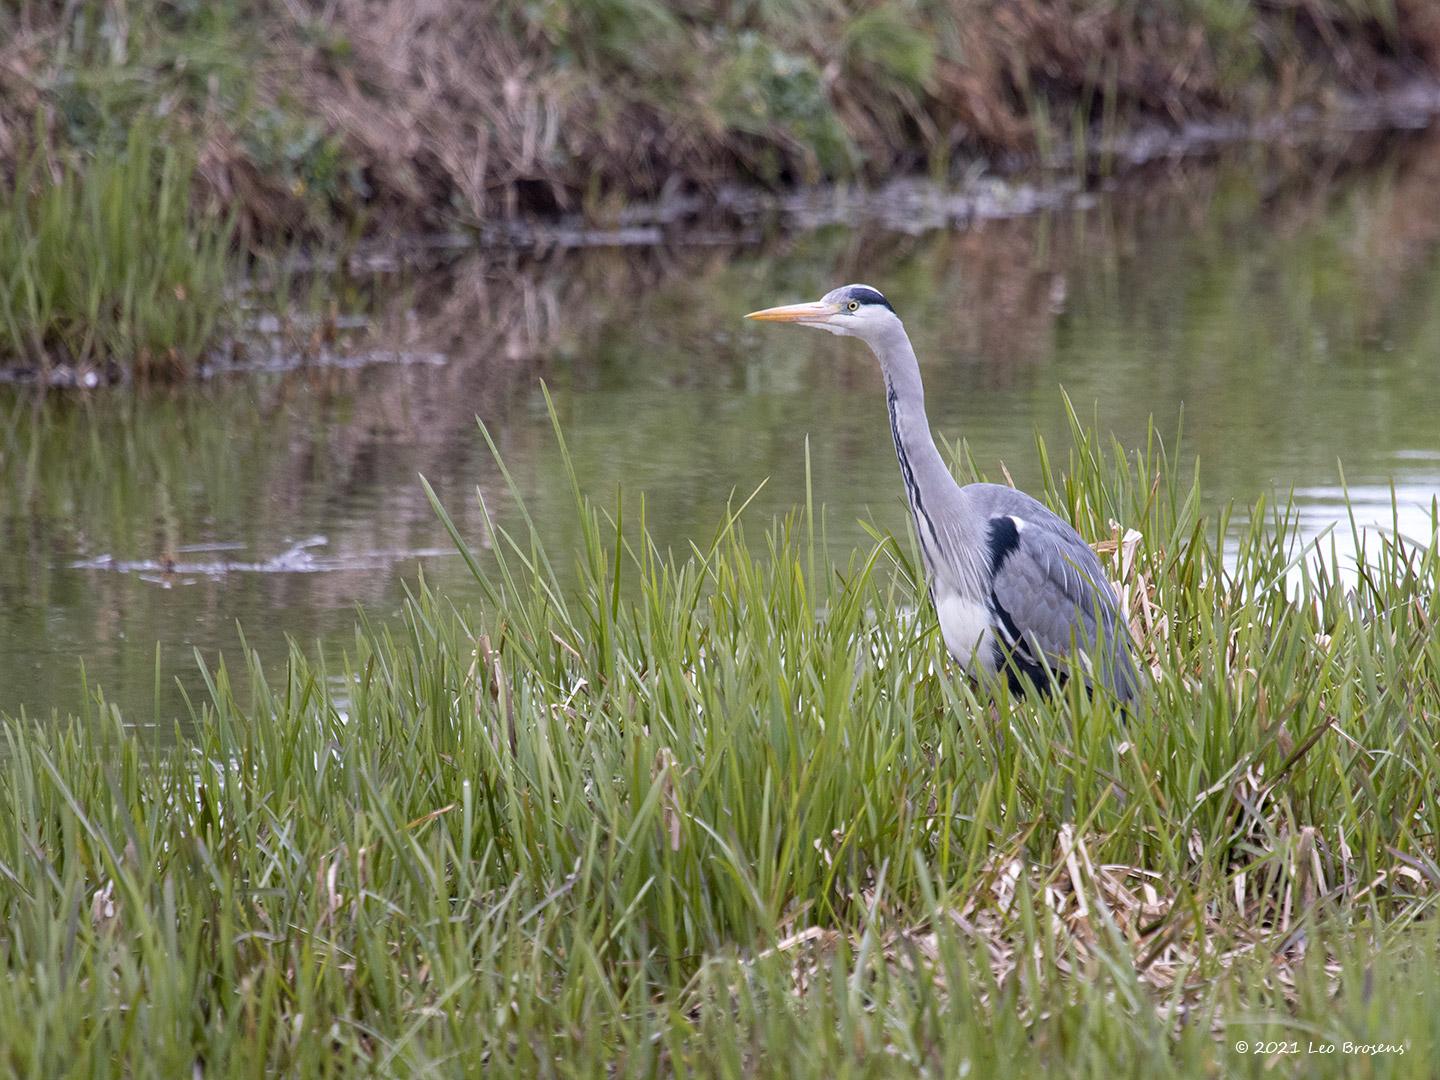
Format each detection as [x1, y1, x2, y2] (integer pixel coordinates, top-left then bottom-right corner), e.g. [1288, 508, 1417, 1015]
[2, 131, 1439, 722]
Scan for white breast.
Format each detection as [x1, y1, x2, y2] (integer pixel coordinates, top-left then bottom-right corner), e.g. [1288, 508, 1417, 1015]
[935, 591, 996, 673]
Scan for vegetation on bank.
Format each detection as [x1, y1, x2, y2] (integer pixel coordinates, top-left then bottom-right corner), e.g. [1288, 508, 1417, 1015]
[4, 0, 1440, 236]
[0, 127, 235, 379]
[1, 0, 1438, 375]
[2, 411, 1438, 1074]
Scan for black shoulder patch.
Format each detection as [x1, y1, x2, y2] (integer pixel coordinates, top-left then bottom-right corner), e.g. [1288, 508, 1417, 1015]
[986, 515, 1021, 573]
[849, 286, 894, 312]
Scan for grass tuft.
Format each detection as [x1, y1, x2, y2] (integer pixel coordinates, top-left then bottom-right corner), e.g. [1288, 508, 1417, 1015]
[0, 124, 235, 379]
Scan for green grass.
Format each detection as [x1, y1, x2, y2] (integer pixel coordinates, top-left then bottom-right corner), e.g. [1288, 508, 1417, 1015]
[1, 401, 1437, 1074]
[0, 126, 235, 378]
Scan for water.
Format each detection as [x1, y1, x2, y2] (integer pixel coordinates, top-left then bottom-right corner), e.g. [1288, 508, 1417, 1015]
[3, 133, 1439, 723]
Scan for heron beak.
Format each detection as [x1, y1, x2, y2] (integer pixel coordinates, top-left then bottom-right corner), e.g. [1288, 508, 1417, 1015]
[744, 301, 838, 323]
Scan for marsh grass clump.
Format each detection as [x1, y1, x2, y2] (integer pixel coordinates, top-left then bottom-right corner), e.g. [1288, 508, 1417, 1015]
[1, 406, 1439, 1074]
[0, 126, 234, 380]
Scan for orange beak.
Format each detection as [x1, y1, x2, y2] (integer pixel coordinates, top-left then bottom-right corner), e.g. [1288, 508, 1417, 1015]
[743, 301, 838, 323]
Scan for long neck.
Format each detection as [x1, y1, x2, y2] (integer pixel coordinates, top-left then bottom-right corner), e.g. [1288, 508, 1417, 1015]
[868, 322, 985, 593]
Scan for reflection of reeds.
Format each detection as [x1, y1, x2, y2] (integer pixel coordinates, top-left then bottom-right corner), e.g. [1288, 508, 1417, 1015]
[0, 245, 707, 702]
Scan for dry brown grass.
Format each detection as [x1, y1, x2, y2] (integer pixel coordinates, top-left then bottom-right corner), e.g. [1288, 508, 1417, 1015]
[295, 1, 1440, 222]
[4, 1, 1439, 235]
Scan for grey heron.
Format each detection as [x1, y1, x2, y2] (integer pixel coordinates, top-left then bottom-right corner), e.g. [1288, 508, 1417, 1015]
[746, 284, 1139, 702]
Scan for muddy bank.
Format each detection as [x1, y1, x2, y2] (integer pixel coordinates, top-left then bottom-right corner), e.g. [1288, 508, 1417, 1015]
[5, 1, 1440, 239]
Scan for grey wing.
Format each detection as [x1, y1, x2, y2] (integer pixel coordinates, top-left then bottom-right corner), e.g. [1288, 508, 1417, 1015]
[969, 485, 1138, 699]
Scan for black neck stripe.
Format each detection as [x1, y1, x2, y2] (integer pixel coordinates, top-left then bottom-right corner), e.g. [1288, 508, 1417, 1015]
[886, 381, 939, 565]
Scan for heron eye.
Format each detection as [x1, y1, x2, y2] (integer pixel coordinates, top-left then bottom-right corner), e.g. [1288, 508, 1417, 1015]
[847, 300, 860, 312]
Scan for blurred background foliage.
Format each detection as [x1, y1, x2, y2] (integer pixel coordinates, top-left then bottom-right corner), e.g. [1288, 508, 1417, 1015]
[4, 0, 1438, 240]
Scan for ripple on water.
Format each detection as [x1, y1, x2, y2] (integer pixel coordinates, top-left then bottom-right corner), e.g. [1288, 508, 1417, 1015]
[71, 537, 458, 586]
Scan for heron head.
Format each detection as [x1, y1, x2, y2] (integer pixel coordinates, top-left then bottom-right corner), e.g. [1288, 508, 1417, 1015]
[745, 284, 898, 340]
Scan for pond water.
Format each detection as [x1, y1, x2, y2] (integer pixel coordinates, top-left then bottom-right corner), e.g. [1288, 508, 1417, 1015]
[3, 131, 1439, 724]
